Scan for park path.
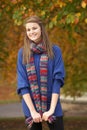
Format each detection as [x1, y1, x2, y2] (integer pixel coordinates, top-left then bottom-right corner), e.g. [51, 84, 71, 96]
[0, 101, 87, 118]
[0, 102, 24, 118]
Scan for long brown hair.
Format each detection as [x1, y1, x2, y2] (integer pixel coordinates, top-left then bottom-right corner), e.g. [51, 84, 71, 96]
[23, 15, 53, 64]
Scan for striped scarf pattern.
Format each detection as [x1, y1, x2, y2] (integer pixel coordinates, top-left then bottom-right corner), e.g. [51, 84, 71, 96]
[25, 42, 55, 128]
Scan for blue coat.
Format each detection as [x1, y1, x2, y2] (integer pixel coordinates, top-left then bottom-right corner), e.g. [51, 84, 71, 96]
[17, 45, 65, 117]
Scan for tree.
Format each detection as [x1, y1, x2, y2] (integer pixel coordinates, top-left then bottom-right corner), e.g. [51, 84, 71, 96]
[0, 0, 87, 26]
[0, 0, 87, 97]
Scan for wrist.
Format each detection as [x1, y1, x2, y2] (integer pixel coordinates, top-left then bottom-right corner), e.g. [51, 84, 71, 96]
[49, 107, 55, 114]
[30, 109, 36, 114]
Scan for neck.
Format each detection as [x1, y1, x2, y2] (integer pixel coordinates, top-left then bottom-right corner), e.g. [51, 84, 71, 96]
[34, 37, 42, 44]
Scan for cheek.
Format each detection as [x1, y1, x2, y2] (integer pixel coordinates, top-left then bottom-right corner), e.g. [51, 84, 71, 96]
[26, 32, 30, 37]
[38, 30, 41, 36]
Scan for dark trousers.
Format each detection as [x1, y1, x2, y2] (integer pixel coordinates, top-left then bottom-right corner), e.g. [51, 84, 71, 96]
[28, 116, 64, 130]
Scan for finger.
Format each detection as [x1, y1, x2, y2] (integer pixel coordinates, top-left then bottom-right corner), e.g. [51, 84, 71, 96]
[33, 119, 39, 123]
[42, 116, 48, 121]
[42, 116, 45, 120]
[39, 118, 42, 122]
[33, 118, 38, 122]
[33, 117, 42, 123]
[44, 117, 48, 121]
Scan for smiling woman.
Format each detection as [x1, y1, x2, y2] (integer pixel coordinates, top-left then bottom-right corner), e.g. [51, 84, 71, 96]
[25, 22, 42, 43]
[17, 15, 65, 130]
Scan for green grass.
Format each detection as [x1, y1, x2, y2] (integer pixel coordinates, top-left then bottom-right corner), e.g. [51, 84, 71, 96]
[0, 100, 19, 104]
[0, 117, 87, 130]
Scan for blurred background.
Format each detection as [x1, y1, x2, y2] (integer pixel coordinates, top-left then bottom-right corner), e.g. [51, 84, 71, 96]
[0, 0, 87, 130]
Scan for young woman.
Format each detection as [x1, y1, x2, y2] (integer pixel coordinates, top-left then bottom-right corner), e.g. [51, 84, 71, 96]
[17, 15, 65, 130]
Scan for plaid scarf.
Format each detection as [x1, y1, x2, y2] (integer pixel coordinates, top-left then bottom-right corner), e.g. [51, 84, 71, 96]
[25, 42, 55, 128]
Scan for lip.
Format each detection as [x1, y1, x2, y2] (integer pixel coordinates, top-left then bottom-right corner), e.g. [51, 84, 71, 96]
[30, 36, 36, 38]
[30, 34, 37, 38]
[30, 33, 37, 36]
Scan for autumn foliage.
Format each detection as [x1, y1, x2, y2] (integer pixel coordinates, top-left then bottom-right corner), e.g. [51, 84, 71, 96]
[0, 0, 87, 97]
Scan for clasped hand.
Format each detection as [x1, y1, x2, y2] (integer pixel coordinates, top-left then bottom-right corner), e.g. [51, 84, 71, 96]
[31, 110, 53, 123]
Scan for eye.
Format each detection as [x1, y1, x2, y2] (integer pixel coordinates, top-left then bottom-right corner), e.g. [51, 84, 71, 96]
[32, 27, 37, 30]
[26, 28, 30, 31]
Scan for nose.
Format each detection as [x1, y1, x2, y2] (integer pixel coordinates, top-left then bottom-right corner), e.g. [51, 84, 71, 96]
[30, 29, 34, 34]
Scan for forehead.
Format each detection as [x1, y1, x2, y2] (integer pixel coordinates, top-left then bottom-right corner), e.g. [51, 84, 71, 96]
[25, 22, 40, 29]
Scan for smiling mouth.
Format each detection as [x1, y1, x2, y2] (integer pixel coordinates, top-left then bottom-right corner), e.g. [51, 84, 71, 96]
[30, 34, 37, 37]
[30, 36, 36, 39]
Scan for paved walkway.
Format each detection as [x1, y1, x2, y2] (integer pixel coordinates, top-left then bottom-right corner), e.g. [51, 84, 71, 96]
[0, 101, 87, 118]
[0, 102, 24, 118]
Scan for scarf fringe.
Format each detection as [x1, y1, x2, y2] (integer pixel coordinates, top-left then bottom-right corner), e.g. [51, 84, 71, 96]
[25, 116, 56, 129]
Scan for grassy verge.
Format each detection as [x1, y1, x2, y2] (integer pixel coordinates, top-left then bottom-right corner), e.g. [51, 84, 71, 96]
[0, 100, 20, 104]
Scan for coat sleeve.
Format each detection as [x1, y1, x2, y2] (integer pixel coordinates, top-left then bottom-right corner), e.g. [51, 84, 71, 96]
[17, 48, 30, 95]
[52, 45, 65, 94]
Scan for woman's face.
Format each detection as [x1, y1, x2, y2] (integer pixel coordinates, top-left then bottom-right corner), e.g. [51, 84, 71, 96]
[25, 22, 42, 43]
